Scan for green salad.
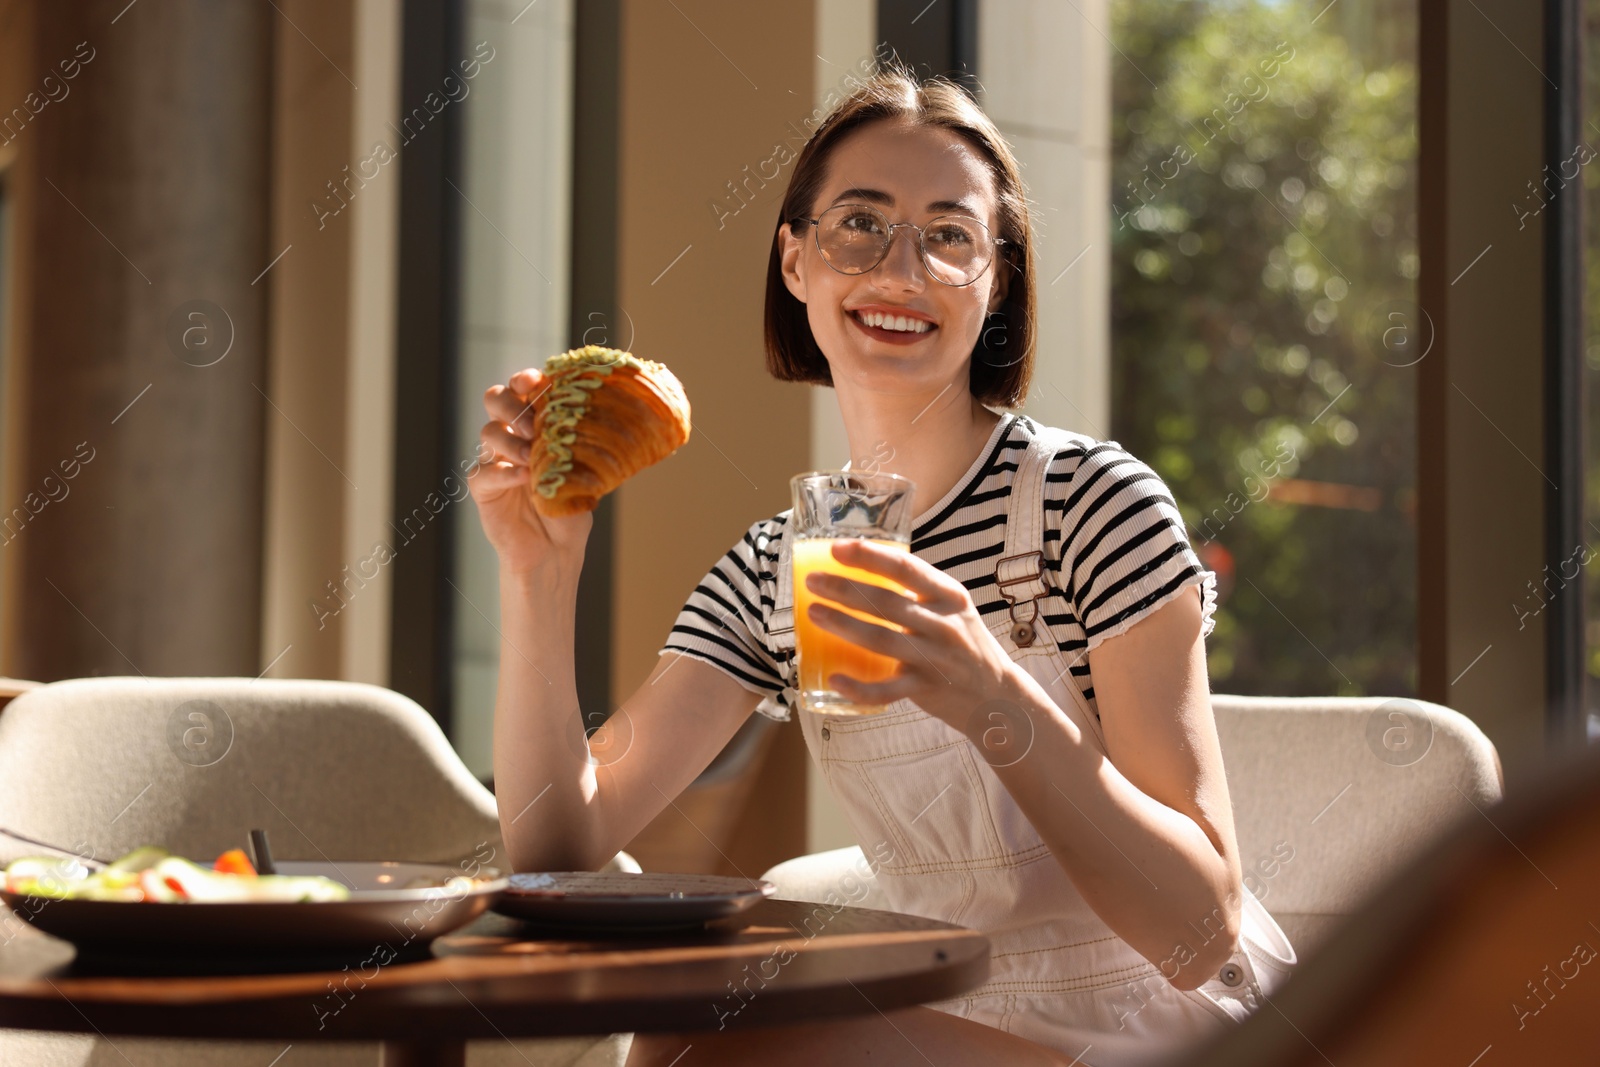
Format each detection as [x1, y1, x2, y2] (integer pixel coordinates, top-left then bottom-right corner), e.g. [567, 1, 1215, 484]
[3, 846, 351, 903]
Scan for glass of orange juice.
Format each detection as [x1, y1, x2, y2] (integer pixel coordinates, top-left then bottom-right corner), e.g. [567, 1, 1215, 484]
[790, 470, 917, 715]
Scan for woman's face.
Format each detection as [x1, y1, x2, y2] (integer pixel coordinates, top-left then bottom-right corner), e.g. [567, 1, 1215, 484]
[779, 118, 1008, 398]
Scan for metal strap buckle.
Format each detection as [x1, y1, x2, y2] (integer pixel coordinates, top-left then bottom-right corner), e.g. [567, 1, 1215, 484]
[994, 550, 1047, 602]
[994, 551, 1050, 647]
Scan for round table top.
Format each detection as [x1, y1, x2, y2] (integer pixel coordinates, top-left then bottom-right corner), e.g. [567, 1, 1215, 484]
[0, 899, 990, 1042]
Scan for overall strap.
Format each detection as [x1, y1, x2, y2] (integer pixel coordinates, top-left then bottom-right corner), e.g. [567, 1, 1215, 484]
[994, 421, 1109, 745]
[768, 513, 797, 654]
[994, 422, 1078, 647]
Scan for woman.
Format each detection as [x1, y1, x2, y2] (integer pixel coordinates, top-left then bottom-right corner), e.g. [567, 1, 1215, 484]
[470, 69, 1294, 1067]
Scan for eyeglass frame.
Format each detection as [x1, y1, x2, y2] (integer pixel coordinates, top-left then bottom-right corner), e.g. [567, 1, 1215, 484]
[788, 202, 1008, 288]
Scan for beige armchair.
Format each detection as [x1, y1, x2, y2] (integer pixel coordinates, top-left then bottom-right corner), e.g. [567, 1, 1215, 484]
[1205, 694, 1501, 953]
[0, 676, 633, 1067]
[762, 695, 1504, 961]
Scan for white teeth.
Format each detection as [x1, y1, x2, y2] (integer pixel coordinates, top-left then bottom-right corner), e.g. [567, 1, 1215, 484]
[856, 311, 931, 334]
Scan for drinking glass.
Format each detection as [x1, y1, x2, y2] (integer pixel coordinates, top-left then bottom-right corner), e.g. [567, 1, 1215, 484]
[790, 470, 917, 715]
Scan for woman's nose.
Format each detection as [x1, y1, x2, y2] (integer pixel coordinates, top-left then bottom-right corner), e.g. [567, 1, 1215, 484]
[874, 226, 927, 291]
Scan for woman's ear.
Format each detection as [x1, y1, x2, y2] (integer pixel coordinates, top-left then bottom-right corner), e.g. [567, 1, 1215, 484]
[987, 256, 1011, 314]
[779, 221, 809, 304]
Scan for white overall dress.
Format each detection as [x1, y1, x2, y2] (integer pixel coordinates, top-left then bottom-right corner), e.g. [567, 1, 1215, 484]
[761, 425, 1298, 1066]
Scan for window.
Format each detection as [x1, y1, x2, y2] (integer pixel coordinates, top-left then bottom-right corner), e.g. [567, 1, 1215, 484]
[449, 0, 576, 778]
[1111, 0, 1419, 697]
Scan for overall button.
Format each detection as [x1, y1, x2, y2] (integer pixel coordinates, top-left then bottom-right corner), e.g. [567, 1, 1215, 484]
[1217, 962, 1245, 988]
[821, 724, 831, 741]
[1010, 620, 1035, 646]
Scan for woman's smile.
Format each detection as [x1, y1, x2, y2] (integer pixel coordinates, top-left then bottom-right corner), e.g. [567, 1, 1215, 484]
[847, 303, 939, 346]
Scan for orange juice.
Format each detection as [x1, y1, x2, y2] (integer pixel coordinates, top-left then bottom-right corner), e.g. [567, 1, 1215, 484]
[793, 537, 911, 714]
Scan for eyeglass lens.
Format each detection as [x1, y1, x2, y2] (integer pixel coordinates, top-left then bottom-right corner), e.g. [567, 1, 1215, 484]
[814, 205, 993, 286]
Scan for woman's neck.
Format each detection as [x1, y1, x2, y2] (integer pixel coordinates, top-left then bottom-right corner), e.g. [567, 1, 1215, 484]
[834, 377, 1005, 521]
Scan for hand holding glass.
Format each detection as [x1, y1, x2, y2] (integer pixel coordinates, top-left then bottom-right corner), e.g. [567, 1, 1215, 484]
[790, 470, 917, 715]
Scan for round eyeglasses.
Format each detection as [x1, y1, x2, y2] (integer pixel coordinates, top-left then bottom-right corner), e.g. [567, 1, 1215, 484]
[791, 203, 1005, 287]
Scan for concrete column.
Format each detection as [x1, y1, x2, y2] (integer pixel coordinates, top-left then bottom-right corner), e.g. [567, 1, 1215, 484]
[255, 0, 400, 689]
[979, 0, 1112, 439]
[259, 0, 356, 683]
[12, 0, 272, 679]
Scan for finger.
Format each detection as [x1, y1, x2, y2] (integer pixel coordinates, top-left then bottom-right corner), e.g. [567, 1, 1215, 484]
[467, 438, 498, 469]
[481, 421, 532, 465]
[468, 460, 530, 495]
[484, 384, 539, 437]
[830, 540, 964, 608]
[805, 602, 918, 661]
[507, 368, 546, 397]
[827, 670, 919, 707]
[460, 441, 495, 479]
[805, 573, 931, 629]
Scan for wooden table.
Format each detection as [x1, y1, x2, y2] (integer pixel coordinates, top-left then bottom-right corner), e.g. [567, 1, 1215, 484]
[0, 899, 990, 1066]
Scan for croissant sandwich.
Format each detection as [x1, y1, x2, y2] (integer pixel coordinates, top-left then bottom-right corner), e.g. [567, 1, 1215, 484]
[525, 346, 692, 518]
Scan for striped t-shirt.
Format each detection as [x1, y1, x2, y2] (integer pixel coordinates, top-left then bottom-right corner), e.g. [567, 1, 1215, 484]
[659, 412, 1216, 721]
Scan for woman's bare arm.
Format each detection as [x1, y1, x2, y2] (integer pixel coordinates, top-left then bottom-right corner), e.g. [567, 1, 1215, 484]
[984, 589, 1241, 989]
[472, 367, 764, 872]
[492, 559, 761, 871]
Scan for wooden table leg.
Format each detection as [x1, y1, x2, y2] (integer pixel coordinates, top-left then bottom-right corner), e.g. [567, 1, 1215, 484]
[379, 1039, 467, 1067]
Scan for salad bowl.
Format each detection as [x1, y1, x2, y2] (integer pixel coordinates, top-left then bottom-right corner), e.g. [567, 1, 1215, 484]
[2, 848, 506, 958]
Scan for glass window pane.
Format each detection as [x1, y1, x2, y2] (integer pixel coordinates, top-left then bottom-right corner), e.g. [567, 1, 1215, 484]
[450, 0, 575, 779]
[1110, 0, 1419, 696]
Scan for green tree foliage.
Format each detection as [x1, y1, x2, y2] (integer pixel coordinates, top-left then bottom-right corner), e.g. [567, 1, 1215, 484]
[1109, 0, 1418, 696]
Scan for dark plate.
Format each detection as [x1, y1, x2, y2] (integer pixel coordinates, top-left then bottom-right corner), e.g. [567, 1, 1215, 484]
[1, 861, 506, 957]
[493, 871, 774, 929]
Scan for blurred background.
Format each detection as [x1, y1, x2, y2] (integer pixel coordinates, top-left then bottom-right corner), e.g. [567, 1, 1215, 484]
[0, 0, 1588, 877]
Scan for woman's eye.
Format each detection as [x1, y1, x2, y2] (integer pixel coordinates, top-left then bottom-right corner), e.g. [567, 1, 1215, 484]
[928, 225, 973, 247]
[840, 212, 884, 235]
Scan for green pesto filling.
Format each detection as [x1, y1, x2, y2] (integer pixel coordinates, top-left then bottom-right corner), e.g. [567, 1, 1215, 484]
[534, 346, 661, 498]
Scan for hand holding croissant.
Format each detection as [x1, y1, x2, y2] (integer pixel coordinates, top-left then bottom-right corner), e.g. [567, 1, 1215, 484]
[470, 347, 692, 575]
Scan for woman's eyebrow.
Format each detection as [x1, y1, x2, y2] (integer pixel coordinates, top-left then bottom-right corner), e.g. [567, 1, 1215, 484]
[929, 198, 981, 216]
[828, 188, 983, 217]
[830, 186, 894, 207]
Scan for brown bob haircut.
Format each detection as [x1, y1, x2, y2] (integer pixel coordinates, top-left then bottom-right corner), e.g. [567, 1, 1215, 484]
[764, 67, 1037, 407]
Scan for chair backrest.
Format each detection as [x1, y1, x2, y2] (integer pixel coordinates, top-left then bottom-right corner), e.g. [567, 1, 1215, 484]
[1182, 742, 1600, 1067]
[0, 677, 503, 867]
[1212, 694, 1503, 955]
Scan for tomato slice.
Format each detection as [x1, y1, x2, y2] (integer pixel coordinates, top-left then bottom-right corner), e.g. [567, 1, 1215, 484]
[212, 849, 256, 877]
[138, 868, 182, 902]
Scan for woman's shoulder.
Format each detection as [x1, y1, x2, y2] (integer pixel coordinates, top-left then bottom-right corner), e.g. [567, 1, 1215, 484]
[1011, 418, 1212, 642]
[1008, 416, 1187, 553]
[716, 510, 792, 586]
[1010, 414, 1160, 485]
[743, 509, 791, 553]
